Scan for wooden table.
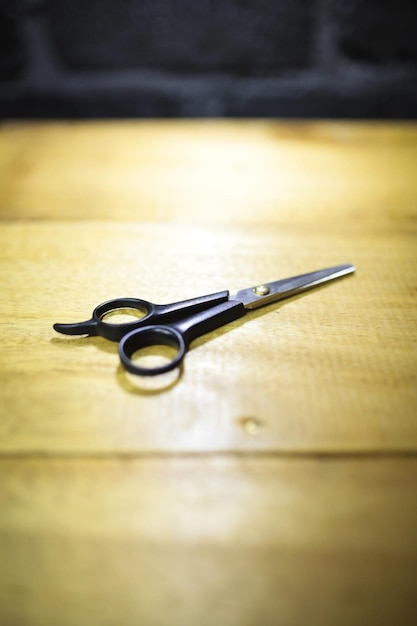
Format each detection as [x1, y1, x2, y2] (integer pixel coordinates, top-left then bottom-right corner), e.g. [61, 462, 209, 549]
[1, 121, 416, 625]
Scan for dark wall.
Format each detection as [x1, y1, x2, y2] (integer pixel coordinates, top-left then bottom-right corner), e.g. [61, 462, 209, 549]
[1, 0, 416, 118]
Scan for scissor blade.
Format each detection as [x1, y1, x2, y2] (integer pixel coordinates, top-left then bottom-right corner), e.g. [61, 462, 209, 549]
[233, 264, 355, 310]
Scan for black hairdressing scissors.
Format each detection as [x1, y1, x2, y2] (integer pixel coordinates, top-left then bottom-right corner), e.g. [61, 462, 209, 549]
[54, 264, 355, 376]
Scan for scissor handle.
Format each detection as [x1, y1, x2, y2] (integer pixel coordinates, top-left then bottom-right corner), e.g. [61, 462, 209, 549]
[119, 325, 186, 376]
[94, 297, 156, 341]
[53, 291, 230, 342]
[119, 299, 246, 376]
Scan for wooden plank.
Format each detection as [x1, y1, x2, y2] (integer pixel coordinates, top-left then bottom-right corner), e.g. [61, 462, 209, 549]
[1, 457, 416, 626]
[1, 121, 416, 626]
[1, 220, 416, 453]
[0, 121, 416, 224]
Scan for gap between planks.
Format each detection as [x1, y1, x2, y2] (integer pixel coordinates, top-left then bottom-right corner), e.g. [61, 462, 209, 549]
[0, 449, 416, 462]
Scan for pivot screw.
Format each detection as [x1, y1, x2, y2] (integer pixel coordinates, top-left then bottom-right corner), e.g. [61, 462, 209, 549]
[253, 285, 270, 296]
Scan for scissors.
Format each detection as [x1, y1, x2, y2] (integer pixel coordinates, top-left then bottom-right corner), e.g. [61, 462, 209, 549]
[54, 264, 355, 376]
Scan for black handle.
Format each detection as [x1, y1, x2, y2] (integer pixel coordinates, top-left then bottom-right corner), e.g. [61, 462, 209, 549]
[119, 325, 185, 376]
[94, 297, 154, 341]
[53, 297, 154, 341]
[118, 299, 246, 376]
[53, 291, 230, 342]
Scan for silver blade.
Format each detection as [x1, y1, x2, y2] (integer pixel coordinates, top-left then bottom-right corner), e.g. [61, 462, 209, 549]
[233, 264, 355, 310]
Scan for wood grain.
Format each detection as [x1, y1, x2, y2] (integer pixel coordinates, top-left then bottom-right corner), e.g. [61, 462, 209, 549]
[1, 121, 416, 626]
[1, 121, 416, 224]
[1, 457, 416, 626]
[0, 219, 416, 453]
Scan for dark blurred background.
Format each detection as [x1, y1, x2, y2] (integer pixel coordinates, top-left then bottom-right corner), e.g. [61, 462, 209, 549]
[1, 0, 416, 119]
